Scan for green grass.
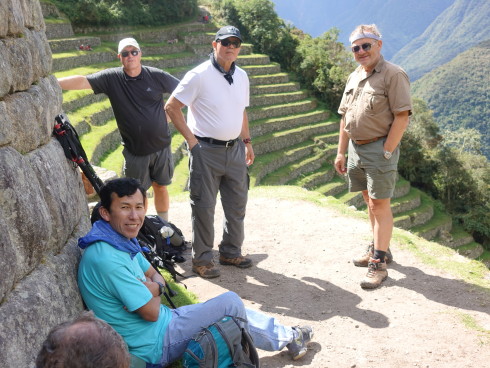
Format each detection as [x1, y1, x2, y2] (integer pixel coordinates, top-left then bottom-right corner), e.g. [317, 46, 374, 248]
[69, 99, 112, 126]
[99, 145, 124, 176]
[79, 118, 118, 161]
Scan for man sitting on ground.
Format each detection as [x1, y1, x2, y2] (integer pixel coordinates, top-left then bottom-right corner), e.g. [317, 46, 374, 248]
[35, 310, 130, 368]
[77, 178, 314, 366]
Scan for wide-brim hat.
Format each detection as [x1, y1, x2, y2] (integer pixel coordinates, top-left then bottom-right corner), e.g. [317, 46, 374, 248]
[215, 26, 242, 41]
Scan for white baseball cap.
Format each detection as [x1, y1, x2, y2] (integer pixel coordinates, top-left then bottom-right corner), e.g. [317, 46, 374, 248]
[118, 38, 140, 54]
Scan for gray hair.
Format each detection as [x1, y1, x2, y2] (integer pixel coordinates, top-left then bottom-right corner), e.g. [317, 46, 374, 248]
[35, 311, 130, 368]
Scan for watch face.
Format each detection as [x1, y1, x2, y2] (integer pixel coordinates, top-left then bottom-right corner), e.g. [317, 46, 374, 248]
[384, 151, 392, 159]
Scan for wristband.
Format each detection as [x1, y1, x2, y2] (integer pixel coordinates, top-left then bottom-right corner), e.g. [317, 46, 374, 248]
[243, 138, 252, 144]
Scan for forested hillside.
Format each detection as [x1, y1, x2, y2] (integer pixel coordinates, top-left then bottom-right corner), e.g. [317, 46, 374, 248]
[270, 0, 454, 60]
[411, 39, 490, 158]
[392, 0, 490, 80]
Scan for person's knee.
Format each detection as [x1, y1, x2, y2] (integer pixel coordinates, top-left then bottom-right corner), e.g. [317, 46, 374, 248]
[221, 291, 246, 317]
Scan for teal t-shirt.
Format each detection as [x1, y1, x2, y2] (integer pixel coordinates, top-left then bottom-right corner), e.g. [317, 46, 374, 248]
[78, 241, 172, 364]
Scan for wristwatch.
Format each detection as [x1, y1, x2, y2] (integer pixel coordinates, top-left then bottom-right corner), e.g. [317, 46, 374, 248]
[156, 282, 165, 296]
[383, 150, 392, 160]
[243, 137, 252, 144]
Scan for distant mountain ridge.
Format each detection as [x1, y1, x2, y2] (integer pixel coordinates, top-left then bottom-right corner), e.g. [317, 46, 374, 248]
[270, 0, 454, 60]
[411, 39, 490, 158]
[392, 0, 490, 80]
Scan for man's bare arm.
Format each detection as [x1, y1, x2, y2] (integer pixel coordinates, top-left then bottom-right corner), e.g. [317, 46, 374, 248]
[164, 96, 199, 149]
[58, 75, 92, 90]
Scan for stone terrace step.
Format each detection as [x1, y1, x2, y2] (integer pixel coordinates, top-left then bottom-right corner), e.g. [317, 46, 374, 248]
[96, 23, 214, 43]
[250, 82, 299, 95]
[249, 73, 290, 86]
[62, 92, 106, 115]
[143, 53, 202, 69]
[141, 43, 188, 56]
[455, 242, 484, 260]
[238, 54, 270, 66]
[262, 150, 328, 186]
[248, 99, 317, 121]
[394, 196, 434, 230]
[49, 37, 101, 53]
[250, 110, 331, 137]
[391, 187, 421, 215]
[316, 176, 348, 197]
[290, 161, 337, 189]
[250, 142, 316, 186]
[45, 22, 74, 39]
[250, 91, 307, 108]
[52, 51, 117, 72]
[242, 64, 281, 76]
[253, 121, 336, 156]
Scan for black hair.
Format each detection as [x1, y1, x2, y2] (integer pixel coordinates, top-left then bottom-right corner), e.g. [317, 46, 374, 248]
[99, 177, 147, 213]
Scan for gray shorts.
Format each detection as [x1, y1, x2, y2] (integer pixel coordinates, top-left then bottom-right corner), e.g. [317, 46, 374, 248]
[122, 147, 174, 190]
[347, 138, 399, 199]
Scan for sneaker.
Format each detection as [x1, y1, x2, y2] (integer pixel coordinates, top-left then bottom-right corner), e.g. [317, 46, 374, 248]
[219, 255, 253, 269]
[287, 326, 314, 360]
[360, 258, 388, 289]
[353, 242, 393, 267]
[192, 261, 220, 279]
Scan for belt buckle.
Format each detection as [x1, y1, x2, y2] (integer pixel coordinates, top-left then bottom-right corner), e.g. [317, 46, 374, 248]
[225, 140, 233, 147]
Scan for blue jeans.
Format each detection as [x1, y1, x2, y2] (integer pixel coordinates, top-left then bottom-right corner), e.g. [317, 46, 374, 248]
[156, 291, 294, 367]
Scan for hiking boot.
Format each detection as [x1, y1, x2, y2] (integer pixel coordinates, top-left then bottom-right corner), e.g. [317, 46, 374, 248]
[353, 242, 393, 267]
[360, 259, 388, 289]
[287, 326, 314, 360]
[192, 261, 220, 279]
[219, 255, 253, 269]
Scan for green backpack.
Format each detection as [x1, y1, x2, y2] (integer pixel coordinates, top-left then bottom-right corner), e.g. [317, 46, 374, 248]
[182, 316, 260, 368]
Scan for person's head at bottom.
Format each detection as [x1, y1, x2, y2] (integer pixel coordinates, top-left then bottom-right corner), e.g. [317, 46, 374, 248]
[35, 310, 130, 368]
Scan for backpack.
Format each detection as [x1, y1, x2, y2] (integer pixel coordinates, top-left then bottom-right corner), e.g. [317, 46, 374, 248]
[138, 215, 188, 264]
[182, 316, 260, 368]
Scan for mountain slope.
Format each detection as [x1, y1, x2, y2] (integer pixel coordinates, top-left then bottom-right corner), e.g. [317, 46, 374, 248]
[271, 0, 454, 59]
[392, 0, 490, 80]
[411, 39, 490, 157]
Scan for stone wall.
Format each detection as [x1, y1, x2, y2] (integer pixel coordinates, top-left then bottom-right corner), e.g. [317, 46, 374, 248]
[0, 0, 90, 366]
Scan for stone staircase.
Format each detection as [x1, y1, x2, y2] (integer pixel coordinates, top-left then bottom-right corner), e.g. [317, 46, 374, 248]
[44, 7, 487, 267]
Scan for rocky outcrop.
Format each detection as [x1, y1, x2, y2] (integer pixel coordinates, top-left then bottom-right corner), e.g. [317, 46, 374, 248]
[0, 1, 89, 366]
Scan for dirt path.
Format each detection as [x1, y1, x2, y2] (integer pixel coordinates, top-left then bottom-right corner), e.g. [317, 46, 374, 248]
[151, 192, 490, 368]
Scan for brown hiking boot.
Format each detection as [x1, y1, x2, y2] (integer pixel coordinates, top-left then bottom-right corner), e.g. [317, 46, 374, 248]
[353, 242, 393, 267]
[219, 255, 253, 269]
[360, 258, 388, 289]
[192, 261, 220, 279]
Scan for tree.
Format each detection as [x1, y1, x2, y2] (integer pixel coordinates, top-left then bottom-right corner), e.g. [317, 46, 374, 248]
[292, 29, 355, 109]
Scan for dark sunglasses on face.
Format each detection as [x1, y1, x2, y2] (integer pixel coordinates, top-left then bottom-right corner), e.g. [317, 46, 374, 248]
[120, 50, 140, 57]
[351, 43, 373, 53]
[219, 39, 241, 48]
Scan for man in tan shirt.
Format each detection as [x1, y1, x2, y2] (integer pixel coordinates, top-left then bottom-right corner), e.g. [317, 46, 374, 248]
[334, 24, 411, 289]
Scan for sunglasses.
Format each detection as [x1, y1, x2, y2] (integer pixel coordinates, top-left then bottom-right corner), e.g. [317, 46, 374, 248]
[219, 39, 241, 48]
[120, 50, 140, 57]
[351, 43, 374, 53]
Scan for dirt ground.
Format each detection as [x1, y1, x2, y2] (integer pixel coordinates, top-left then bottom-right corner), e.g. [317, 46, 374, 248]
[150, 192, 490, 368]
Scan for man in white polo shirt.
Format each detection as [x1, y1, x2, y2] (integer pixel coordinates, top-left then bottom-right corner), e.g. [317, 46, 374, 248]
[165, 26, 254, 278]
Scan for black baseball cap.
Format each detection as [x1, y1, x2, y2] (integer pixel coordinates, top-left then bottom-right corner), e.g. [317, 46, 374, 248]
[215, 26, 242, 42]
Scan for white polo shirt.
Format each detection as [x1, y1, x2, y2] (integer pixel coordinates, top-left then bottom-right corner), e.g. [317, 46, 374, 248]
[171, 60, 250, 141]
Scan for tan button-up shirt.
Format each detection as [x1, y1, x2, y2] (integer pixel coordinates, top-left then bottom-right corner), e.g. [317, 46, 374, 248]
[338, 56, 412, 141]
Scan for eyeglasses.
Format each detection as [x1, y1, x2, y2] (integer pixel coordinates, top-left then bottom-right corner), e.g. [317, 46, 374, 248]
[351, 43, 374, 53]
[120, 50, 140, 57]
[219, 39, 241, 48]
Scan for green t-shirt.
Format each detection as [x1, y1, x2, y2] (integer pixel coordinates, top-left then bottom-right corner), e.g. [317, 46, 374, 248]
[78, 241, 172, 364]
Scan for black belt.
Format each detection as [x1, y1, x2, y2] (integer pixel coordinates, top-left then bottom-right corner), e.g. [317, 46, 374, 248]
[195, 136, 238, 147]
